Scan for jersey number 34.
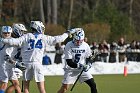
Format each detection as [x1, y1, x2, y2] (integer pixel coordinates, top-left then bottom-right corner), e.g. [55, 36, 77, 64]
[28, 39, 42, 50]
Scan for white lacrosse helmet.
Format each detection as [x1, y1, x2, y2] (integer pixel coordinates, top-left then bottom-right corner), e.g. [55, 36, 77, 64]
[1, 26, 12, 33]
[12, 23, 27, 37]
[30, 21, 45, 34]
[73, 28, 85, 46]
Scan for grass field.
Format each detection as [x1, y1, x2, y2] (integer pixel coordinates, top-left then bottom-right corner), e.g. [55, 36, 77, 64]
[18, 74, 140, 93]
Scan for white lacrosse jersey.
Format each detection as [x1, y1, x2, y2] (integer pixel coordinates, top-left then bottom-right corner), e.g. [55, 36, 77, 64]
[64, 41, 92, 70]
[2, 33, 68, 63]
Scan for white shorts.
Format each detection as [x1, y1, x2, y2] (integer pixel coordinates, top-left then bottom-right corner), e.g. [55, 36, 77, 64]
[23, 62, 44, 82]
[0, 67, 18, 83]
[62, 69, 93, 84]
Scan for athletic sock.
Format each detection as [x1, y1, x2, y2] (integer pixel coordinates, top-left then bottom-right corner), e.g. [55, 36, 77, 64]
[0, 90, 4, 93]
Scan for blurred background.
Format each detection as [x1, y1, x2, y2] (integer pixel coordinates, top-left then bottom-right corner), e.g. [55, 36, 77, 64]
[0, 0, 140, 44]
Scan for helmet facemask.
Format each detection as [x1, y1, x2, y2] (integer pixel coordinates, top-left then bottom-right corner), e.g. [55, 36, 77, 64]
[74, 39, 84, 46]
[1, 26, 12, 38]
[73, 28, 85, 46]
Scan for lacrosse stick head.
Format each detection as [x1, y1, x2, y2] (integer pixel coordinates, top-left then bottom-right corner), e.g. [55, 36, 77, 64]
[86, 52, 100, 64]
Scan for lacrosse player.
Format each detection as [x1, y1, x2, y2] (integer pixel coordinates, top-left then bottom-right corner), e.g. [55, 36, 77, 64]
[0, 21, 78, 93]
[5, 23, 27, 93]
[57, 28, 98, 93]
[0, 26, 21, 93]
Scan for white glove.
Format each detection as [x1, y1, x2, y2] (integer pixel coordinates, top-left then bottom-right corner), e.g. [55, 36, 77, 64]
[77, 63, 92, 72]
[84, 63, 92, 72]
[15, 62, 26, 71]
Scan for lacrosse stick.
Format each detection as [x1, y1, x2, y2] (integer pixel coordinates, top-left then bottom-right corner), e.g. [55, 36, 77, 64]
[70, 52, 100, 91]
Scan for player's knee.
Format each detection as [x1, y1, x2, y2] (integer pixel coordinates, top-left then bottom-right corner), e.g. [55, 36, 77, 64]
[63, 84, 69, 91]
[57, 84, 69, 93]
[12, 81, 20, 88]
[85, 79, 96, 88]
[13, 83, 19, 86]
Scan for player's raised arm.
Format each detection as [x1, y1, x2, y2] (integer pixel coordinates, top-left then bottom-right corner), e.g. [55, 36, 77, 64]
[44, 28, 82, 45]
[1, 36, 24, 46]
[53, 28, 84, 43]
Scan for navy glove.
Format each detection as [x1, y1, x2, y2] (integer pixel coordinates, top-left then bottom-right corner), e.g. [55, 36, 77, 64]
[86, 56, 95, 64]
[4, 55, 26, 71]
[4, 55, 16, 64]
[67, 29, 76, 34]
[15, 62, 26, 71]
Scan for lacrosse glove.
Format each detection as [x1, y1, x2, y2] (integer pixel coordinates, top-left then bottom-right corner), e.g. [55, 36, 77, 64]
[66, 29, 76, 34]
[86, 56, 96, 64]
[4, 55, 16, 64]
[15, 62, 26, 71]
[77, 63, 92, 72]
[66, 28, 83, 34]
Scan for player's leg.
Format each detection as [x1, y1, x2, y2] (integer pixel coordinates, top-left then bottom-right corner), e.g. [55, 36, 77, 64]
[10, 80, 21, 93]
[57, 84, 70, 93]
[34, 63, 46, 93]
[22, 64, 32, 93]
[57, 70, 78, 93]
[37, 81, 46, 93]
[6, 68, 21, 93]
[13, 80, 21, 93]
[0, 68, 9, 93]
[5, 80, 17, 93]
[80, 72, 97, 93]
[0, 82, 8, 93]
[84, 78, 98, 93]
[6, 78, 21, 93]
[23, 80, 30, 93]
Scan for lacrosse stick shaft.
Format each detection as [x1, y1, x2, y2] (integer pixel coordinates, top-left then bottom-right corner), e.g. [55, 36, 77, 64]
[70, 69, 84, 91]
[21, 80, 24, 92]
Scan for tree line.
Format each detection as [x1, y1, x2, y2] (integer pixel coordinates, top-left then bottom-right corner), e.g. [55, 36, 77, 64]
[0, 0, 140, 44]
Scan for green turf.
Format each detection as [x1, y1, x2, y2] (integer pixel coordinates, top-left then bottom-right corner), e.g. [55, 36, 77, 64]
[20, 74, 140, 93]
